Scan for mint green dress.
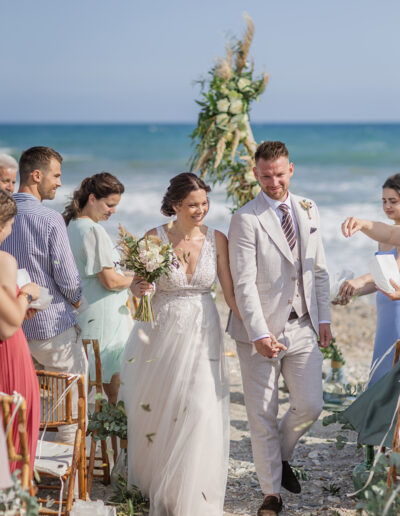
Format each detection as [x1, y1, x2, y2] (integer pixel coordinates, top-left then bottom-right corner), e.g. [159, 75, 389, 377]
[67, 218, 133, 383]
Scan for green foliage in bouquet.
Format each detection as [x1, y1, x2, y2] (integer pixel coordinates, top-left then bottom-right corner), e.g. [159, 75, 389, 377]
[117, 224, 178, 322]
[321, 337, 346, 365]
[88, 395, 128, 441]
[189, 13, 269, 210]
[0, 470, 39, 515]
[118, 225, 177, 284]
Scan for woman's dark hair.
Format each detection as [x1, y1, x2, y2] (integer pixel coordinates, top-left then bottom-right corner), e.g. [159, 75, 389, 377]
[0, 190, 17, 227]
[382, 173, 400, 195]
[161, 173, 211, 217]
[63, 172, 124, 225]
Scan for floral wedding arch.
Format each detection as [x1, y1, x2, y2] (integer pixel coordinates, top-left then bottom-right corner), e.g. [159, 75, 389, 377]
[189, 13, 269, 210]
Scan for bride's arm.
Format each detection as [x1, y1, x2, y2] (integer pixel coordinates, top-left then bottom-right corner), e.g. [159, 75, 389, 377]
[215, 231, 242, 320]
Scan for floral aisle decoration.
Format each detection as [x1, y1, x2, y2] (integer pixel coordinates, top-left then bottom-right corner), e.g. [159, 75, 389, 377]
[117, 225, 178, 324]
[189, 13, 269, 210]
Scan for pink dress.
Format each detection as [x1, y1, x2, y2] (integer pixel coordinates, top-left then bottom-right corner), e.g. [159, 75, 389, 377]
[0, 291, 40, 474]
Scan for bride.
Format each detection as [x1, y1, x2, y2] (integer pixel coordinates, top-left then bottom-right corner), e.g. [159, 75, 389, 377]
[120, 172, 241, 515]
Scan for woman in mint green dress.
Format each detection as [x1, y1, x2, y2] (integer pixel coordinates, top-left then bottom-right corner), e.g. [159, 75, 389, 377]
[63, 173, 148, 404]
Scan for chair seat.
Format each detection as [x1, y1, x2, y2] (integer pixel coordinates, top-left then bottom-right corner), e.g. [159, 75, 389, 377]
[35, 440, 74, 477]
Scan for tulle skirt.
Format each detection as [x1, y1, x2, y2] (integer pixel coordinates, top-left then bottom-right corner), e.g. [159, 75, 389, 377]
[120, 291, 229, 516]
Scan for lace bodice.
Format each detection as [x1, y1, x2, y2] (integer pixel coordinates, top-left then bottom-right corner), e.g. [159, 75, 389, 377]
[156, 225, 217, 295]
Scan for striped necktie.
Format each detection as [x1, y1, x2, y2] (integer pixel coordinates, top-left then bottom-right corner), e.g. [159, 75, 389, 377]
[278, 204, 296, 250]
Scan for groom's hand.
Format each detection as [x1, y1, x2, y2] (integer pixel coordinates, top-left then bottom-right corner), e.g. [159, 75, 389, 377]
[254, 336, 287, 358]
[318, 323, 332, 348]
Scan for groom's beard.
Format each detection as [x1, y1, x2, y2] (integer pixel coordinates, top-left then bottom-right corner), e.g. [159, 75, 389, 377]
[262, 184, 290, 201]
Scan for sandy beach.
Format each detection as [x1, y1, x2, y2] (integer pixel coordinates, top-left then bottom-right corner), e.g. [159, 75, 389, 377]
[91, 291, 378, 515]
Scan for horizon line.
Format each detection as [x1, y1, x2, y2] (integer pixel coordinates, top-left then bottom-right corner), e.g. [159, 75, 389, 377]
[1, 120, 400, 125]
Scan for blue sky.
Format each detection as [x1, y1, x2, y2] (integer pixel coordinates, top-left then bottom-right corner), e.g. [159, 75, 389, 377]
[1, 0, 400, 123]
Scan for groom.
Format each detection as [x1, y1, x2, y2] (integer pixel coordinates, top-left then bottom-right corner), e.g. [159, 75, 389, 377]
[228, 141, 331, 515]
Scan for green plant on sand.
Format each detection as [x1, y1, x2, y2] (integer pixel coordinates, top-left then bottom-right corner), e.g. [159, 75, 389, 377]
[108, 475, 149, 515]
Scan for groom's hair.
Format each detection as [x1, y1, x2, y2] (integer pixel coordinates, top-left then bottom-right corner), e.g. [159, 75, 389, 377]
[255, 141, 289, 164]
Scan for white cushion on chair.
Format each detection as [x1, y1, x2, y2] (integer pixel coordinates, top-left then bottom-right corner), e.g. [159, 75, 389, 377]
[35, 440, 74, 477]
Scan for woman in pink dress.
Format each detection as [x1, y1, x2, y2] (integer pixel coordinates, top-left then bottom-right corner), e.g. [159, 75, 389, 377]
[0, 190, 40, 474]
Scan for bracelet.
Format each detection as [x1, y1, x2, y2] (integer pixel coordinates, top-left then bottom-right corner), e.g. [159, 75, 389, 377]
[18, 290, 33, 303]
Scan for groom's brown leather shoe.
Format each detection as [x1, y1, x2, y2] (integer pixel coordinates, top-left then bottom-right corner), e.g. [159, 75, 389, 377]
[257, 495, 283, 515]
[281, 461, 301, 493]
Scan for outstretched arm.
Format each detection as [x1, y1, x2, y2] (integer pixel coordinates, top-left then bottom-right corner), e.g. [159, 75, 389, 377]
[342, 217, 400, 246]
[334, 273, 377, 304]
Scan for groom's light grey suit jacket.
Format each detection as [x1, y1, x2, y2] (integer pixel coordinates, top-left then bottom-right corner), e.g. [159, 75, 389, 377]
[227, 192, 330, 343]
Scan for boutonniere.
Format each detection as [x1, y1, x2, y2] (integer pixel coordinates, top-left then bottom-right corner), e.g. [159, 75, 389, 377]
[299, 199, 313, 219]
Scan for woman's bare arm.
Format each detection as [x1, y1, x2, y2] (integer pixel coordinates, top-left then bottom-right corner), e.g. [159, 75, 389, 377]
[215, 231, 242, 320]
[0, 252, 39, 340]
[342, 218, 400, 246]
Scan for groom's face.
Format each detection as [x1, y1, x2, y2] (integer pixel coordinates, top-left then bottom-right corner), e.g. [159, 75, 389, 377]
[253, 156, 294, 202]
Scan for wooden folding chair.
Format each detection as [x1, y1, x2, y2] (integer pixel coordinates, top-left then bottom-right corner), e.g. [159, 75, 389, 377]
[0, 393, 31, 489]
[35, 371, 86, 515]
[82, 339, 110, 494]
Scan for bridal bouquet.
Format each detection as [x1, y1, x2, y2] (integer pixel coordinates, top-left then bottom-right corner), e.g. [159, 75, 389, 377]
[118, 225, 178, 323]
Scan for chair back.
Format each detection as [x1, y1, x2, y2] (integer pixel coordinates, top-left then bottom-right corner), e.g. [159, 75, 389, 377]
[0, 393, 30, 488]
[82, 339, 103, 395]
[36, 371, 86, 430]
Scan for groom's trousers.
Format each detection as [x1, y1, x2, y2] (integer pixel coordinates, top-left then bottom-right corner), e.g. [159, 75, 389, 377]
[236, 314, 323, 494]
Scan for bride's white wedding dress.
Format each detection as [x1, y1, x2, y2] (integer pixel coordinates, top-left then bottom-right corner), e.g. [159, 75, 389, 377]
[120, 225, 229, 516]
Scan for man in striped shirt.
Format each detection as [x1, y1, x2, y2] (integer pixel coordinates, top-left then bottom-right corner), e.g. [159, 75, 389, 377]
[2, 146, 88, 442]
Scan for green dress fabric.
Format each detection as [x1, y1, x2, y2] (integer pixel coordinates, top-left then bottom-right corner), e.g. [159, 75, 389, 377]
[341, 360, 400, 447]
[67, 218, 133, 383]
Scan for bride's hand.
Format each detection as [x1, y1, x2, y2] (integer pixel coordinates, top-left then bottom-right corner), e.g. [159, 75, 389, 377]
[131, 279, 154, 297]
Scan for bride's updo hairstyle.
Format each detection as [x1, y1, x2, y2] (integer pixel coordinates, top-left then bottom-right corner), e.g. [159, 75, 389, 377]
[161, 172, 211, 217]
[0, 190, 17, 228]
[63, 172, 124, 225]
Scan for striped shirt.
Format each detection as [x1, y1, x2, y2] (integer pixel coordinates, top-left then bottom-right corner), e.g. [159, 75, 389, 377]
[2, 193, 81, 340]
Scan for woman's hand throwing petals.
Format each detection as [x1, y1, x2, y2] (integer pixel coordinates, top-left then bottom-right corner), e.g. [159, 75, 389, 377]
[341, 217, 366, 238]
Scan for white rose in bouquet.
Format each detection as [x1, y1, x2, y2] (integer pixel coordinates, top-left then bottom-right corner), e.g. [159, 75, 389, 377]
[252, 185, 261, 196]
[238, 77, 251, 91]
[217, 98, 230, 113]
[145, 260, 158, 272]
[244, 170, 256, 183]
[230, 99, 243, 114]
[231, 114, 246, 130]
[216, 113, 229, 127]
[220, 85, 230, 95]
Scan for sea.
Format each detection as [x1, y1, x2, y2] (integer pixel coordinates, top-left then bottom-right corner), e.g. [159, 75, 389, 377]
[1, 122, 400, 281]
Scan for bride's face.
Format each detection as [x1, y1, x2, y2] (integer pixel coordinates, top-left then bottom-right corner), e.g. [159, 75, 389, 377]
[174, 189, 209, 226]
